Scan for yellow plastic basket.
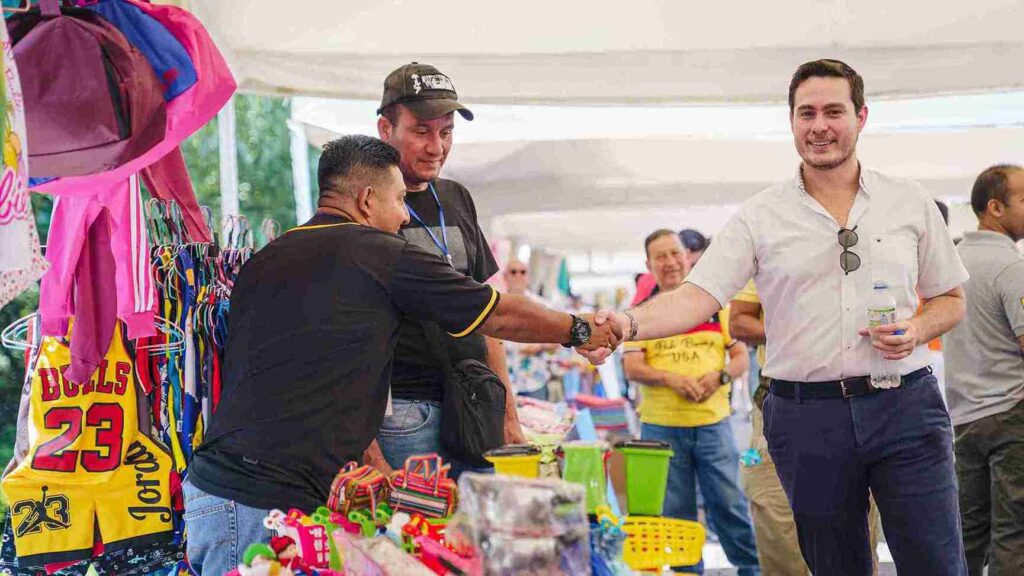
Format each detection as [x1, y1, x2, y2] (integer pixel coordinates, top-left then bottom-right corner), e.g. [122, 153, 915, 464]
[622, 516, 706, 570]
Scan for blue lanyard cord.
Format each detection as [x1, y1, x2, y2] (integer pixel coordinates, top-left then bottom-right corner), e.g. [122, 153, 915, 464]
[405, 182, 453, 266]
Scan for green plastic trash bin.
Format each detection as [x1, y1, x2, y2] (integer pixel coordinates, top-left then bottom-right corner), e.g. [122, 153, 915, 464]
[558, 440, 610, 513]
[614, 440, 674, 516]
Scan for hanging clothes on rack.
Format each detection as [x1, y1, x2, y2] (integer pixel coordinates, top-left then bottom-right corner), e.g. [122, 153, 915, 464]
[37, 175, 155, 383]
[23, 0, 232, 388]
[137, 202, 250, 476]
[0, 200, 251, 573]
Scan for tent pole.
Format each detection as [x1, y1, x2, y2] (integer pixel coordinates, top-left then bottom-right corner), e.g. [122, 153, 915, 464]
[218, 95, 240, 223]
[287, 119, 313, 224]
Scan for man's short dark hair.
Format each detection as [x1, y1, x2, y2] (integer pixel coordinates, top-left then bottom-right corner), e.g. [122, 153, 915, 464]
[378, 103, 400, 127]
[934, 200, 949, 226]
[317, 135, 401, 198]
[644, 229, 678, 257]
[971, 164, 1023, 215]
[788, 59, 865, 114]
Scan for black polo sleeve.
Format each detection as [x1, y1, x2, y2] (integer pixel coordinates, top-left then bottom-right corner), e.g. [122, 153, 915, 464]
[386, 241, 500, 338]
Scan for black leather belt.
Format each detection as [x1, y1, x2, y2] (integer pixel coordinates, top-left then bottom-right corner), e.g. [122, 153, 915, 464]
[769, 366, 933, 400]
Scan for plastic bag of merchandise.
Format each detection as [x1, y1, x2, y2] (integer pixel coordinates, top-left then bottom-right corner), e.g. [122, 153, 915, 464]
[478, 533, 591, 575]
[458, 473, 591, 575]
[331, 530, 384, 576]
[359, 537, 436, 576]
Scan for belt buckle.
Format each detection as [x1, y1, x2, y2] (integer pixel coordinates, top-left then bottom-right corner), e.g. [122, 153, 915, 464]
[840, 378, 855, 398]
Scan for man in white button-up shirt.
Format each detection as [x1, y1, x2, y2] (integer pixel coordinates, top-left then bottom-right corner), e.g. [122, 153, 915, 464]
[589, 59, 969, 575]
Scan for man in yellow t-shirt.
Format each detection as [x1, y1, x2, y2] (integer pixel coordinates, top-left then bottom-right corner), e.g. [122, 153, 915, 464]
[624, 229, 759, 575]
[731, 280, 880, 575]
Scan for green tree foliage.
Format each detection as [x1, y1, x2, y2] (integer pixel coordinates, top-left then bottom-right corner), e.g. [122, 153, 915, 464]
[181, 94, 300, 243]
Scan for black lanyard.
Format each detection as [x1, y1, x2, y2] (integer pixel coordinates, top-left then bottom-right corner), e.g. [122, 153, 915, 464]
[405, 182, 453, 267]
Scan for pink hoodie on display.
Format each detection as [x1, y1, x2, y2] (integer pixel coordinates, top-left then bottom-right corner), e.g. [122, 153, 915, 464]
[38, 174, 155, 382]
[64, 208, 118, 384]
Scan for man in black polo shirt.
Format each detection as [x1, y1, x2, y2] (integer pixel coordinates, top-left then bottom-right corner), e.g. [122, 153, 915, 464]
[183, 135, 620, 576]
[368, 63, 526, 477]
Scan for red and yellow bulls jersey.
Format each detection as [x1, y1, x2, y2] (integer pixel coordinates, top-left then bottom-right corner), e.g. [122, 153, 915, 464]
[1, 321, 174, 565]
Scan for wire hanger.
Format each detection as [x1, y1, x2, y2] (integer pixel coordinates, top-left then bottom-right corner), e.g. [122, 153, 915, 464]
[146, 198, 172, 246]
[2, 0, 32, 14]
[1, 313, 39, 351]
[2, 313, 183, 354]
[135, 316, 186, 354]
[261, 218, 281, 246]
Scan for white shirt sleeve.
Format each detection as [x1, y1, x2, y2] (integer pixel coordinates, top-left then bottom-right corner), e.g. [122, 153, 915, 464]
[686, 207, 758, 308]
[916, 192, 969, 299]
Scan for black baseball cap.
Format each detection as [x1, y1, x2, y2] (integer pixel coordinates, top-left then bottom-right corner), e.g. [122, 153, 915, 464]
[377, 62, 474, 121]
[679, 229, 709, 252]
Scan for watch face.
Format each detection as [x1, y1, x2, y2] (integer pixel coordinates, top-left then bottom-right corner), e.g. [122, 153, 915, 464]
[574, 316, 592, 345]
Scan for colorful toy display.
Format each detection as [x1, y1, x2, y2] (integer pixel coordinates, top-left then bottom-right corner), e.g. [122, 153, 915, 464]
[228, 442, 702, 575]
[416, 536, 482, 576]
[387, 454, 459, 519]
[328, 461, 389, 516]
[263, 509, 332, 569]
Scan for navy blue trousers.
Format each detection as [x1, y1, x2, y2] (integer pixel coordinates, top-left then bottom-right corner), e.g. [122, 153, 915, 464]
[763, 371, 968, 575]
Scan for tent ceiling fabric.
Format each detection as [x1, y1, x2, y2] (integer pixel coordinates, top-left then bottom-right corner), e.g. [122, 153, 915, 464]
[190, 1, 1024, 104]
[299, 120, 1020, 251]
[299, 124, 1023, 218]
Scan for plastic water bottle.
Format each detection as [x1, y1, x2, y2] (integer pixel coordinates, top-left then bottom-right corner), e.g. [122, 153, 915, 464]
[867, 282, 902, 388]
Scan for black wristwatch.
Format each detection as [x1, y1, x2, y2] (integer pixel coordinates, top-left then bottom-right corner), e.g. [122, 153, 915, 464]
[719, 370, 733, 386]
[562, 314, 592, 348]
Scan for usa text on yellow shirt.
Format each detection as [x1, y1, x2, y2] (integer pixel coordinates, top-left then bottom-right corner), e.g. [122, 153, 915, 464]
[625, 310, 733, 428]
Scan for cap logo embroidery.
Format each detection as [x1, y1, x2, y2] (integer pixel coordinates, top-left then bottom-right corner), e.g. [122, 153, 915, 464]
[413, 73, 455, 93]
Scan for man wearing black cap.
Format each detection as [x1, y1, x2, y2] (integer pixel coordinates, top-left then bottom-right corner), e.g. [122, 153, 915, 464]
[366, 63, 526, 477]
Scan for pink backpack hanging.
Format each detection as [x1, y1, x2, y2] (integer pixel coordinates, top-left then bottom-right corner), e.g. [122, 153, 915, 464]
[7, 0, 166, 178]
[29, 0, 236, 195]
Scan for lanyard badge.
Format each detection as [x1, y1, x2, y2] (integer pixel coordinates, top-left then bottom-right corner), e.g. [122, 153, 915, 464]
[405, 182, 454, 267]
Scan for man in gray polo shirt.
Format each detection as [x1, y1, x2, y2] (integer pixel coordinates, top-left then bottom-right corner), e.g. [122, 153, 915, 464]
[945, 164, 1024, 576]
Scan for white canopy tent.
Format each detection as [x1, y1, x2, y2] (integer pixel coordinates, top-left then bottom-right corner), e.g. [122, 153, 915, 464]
[186, 1, 1024, 290]
[191, 1, 1024, 105]
[291, 95, 1024, 249]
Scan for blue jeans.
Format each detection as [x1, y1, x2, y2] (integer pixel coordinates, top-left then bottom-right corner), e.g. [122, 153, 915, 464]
[642, 420, 761, 576]
[377, 399, 493, 479]
[763, 371, 967, 575]
[182, 480, 273, 576]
